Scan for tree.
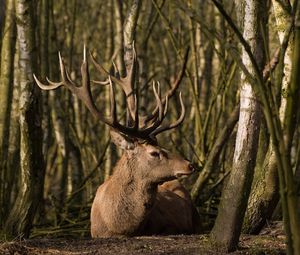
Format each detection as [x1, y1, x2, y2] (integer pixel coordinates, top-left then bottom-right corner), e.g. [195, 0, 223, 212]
[4, 0, 44, 238]
[243, 0, 294, 234]
[210, 0, 265, 251]
[0, 0, 16, 229]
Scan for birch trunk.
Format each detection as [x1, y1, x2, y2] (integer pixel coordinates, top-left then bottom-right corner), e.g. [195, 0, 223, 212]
[243, 0, 293, 234]
[0, 0, 16, 228]
[4, 0, 45, 238]
[210, 0, 263, 251]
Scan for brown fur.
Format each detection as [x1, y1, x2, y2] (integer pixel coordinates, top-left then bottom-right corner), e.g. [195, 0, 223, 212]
[91, 142, 200, 237]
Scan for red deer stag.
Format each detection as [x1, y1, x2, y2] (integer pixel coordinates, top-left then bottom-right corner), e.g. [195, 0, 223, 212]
[34, 46, 200, 237]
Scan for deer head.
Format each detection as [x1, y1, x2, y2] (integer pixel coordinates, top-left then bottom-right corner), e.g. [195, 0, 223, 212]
[110, 130, 194, 184]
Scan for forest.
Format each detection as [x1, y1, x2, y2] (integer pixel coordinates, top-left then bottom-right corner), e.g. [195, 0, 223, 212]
[0, 0, 300, 254]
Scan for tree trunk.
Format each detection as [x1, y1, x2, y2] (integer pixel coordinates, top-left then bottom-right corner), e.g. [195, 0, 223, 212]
[104, 0, 114, 181]
[6, 46, 21, 212]
[243, 0, 296, 234]
[37, 0, 50, 223]
[4, 0, 45, 238]
[0, 0, 16, 228]
[243, 146, 280, 233]
[210, 0, 263, 251]
[0, 1, 5, 56]
[123, 0, 141, 72]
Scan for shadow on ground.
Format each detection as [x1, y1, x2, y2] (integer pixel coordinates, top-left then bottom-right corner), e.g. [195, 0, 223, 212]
[0, 234, 285, 255]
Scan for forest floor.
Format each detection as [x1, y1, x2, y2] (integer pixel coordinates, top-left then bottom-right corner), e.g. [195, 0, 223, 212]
[0, 233, 286, 255]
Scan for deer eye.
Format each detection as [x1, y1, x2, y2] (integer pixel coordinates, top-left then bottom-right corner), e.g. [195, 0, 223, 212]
[150, 151, 160, 158]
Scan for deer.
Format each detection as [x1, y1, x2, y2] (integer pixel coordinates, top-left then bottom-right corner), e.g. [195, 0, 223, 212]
[34, 45, 201, 237]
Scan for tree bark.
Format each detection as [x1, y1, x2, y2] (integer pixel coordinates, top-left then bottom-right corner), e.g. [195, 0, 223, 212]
[210, 0, 263, 251]
[243, 0, 296, 234]
[0, 0, 16, 228]
[103, 0, 114, 181]
[4, 0, 45, 238]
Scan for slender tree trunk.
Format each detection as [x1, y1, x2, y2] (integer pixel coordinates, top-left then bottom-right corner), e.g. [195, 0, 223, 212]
[123, 0, 141, 72]
[210, 0, 263, 251]
[114, 0, 125, 76]
[191, 105, 239, 200]
[295, 14, 300, 215]
[0, 1, 5, 57]
[37, 0, 49, 223]
[0, 0, 16, 228]
[123, 0, 141, 125]
[243, 0, 296, 234]
[199, 3, 214, 117]
[285, 3, 300, 252]
[188, 0, 202, 160]
[6, 47, 21, 211]
[243, 145, 280, 233]
[48, 0, 68, 213]
[40, 0, 51, 162]
[5, 0, 45, 238]
[104, 0, 114, 181]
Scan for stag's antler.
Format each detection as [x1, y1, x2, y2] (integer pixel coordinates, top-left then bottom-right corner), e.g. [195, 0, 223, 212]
[34, 45, 187, 142]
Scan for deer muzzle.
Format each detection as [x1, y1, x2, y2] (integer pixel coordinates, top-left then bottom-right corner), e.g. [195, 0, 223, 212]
[174, 163, 195, 178]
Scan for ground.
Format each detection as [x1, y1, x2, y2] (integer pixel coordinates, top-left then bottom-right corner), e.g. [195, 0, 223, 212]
[0, 234, 286, 255]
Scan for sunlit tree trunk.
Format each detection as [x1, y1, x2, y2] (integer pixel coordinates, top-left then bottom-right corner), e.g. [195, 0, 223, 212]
[114, 0, 125, 76]
[5, 0, 45, 238]
[103, 0, 114, 181]
[243, 0, 293, 234]
[123, 0, 141, 72]
[199, 2, 214, 118]
[0, 1, 5, 54]
[211, 0, 263, 251]
[286, 3, 300, 252]
[6, 46, 20, 211]
[0, 0, 16, 228]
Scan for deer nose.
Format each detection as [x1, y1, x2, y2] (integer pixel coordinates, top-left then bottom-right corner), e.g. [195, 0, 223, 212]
[188, 163, 195, 173]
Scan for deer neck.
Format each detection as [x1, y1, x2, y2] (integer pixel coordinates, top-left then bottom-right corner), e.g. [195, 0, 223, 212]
[113, 154, 157, 205]
[109, 155, 157, 233]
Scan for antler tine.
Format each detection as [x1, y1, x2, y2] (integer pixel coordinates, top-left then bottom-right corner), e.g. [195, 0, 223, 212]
[143, 47, 189, 125]
[81, 45, 90, 90]
[153, 82, 163, 121]
[33, 52, 72, 91]
[89, 52, 111, 85]
[133, 94, 139, 130]
[33, 74, 63, 90]
[112, 61, 120, 79]
[90, 57, 118, 86]
[35, 44, 187, 142]
[77, 46, 117, 127]
[109, 76, 117, 124]
[90, 52, 109, 75]
[151, 92, 185, 136]
[138, 82, 167, 135]
[35, 46, 118, 129]
[90, 50, 136, 122]
[163, 95, 168, 116]
[92, 79, 111, 85]
[58, 52, 69, 84]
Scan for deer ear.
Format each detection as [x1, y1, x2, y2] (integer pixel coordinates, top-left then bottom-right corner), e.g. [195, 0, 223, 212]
[110, 130, 135, 150]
